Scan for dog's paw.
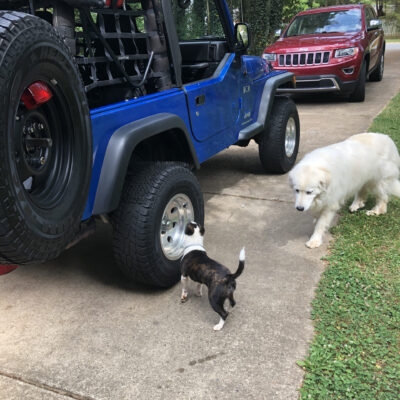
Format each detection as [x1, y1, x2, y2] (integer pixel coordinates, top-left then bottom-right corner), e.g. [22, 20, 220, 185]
[180, 292, 188, 303]
[213, 317, 225, 331]
[196, 284, 203, 297]
[366, 209, 378, 216]
[306, 237, 322, 248]
[366, 206, 387, 216]
[349, 202, 364, 212]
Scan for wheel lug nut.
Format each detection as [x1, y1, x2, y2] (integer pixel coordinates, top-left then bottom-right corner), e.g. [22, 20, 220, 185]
[40, 157, 45, 165]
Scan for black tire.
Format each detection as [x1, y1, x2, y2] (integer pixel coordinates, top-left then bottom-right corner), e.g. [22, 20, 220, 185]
[369, 52, 384, 82]
[0, 12, 92, 264]
[349, 61, 366, 102]
[258, 97, 300, 173]
[111, 162, 204, 287]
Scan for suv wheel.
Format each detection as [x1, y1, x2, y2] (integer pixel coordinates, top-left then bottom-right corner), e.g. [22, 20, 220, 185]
[112, 162, 204, 287]
[349, 61, 366, 102]
[258, 97, 300, 173]
[369, 52, 384, 82]
[0, 12, 92, 265]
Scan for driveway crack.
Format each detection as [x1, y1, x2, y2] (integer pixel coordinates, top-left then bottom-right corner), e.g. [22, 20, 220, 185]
[203, 191, 292, 203]
[0, 370, 97, 400]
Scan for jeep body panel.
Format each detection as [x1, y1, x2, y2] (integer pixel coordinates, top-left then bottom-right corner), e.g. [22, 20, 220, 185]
[85, 58, 292, 218]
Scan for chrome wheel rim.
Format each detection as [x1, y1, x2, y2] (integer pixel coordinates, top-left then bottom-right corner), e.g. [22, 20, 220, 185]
[380, 54, 384, 76]
[160, 194, 194, 260]
[285, 117, 297, 158]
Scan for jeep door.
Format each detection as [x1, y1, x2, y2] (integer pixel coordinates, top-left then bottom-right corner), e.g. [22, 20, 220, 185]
[171, 0, 241, 145]
[364, 6, 382, 70]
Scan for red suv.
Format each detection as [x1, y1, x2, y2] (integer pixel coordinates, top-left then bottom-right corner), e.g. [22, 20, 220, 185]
[263, 4, 385, 101]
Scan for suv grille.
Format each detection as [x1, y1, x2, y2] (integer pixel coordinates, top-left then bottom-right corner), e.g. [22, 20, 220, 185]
[278, 51, 330, 66]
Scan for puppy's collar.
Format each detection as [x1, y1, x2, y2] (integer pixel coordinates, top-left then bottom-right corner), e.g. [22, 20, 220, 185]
[181, 245, 206, 259]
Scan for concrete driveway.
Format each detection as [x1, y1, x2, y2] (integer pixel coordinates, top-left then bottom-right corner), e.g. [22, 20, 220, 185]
[1, 45, 399, 400]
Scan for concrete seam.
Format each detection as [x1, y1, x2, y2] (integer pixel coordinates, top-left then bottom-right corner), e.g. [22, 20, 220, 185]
[203, 191, 292, 203]
[0, 370, 97, 400]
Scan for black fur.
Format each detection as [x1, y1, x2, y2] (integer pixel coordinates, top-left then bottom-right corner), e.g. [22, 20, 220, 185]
[181, 250, 244, 322]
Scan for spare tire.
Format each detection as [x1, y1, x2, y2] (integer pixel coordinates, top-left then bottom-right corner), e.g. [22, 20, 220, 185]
[0, 12, 92, 265]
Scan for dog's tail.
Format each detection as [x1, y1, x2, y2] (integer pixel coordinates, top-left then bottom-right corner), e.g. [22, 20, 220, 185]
[230, 247, 245, 280]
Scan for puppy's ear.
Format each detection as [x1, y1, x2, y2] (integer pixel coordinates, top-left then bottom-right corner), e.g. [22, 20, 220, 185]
[185, 223, 195, 236]
[199, 225, 205, 236]
[318, 168, 331, 191]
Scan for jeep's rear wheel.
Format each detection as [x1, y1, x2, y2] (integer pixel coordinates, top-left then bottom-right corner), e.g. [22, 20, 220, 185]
[0, 12, 92, 264]
[112, 162, 204, 287]
[258, 97, 300, 173]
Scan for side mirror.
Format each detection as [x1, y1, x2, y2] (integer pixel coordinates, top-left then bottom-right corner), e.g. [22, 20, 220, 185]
[274, 28, 282, 37]
[368, 19, 382, 30]
[235, 23, 251, 51]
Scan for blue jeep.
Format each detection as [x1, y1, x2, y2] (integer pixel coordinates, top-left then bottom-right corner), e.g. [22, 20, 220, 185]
[0, 0, 299, 286]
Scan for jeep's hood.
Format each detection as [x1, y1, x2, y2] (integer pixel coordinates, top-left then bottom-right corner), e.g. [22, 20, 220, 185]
[265, 32, 363, 53]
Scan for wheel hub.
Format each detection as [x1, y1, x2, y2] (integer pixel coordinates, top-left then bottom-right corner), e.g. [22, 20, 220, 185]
[160, 194, 194, 260]
[15, 110, 53, 191]
[22, 114, 52, 171]
[285, 117, 297, 158]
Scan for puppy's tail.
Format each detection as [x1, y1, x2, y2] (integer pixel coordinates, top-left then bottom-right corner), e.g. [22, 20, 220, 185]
[230, 247, 245, 280]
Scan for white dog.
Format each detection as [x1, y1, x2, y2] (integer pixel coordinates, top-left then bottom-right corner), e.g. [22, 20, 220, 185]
[289, 132, 400, 248]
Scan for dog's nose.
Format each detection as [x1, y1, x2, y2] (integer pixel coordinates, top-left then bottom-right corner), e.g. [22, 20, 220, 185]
[296, 206, 304, 211]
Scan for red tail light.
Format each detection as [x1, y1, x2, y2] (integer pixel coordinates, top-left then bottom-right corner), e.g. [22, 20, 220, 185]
[0, 265, 18, 275]
[105, 0, 124, 7]
[21, 81, 53, 110]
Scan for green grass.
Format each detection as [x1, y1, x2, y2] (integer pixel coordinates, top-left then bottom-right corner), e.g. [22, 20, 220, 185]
[298, 93, 400, 400]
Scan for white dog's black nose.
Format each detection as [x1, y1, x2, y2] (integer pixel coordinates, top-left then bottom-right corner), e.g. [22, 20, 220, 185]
[296, 206, 304, 211]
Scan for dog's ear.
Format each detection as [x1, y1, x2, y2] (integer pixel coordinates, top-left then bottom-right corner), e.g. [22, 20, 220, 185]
[185, 223, 195, 236]
[318, 167, 331, 191]
[199, 225, 205, 236]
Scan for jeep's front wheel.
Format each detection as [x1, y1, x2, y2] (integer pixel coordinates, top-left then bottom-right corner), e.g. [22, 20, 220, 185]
[369, 52, 384, 82]
[111, 163, 204, 287]
[0, 12, 92, 265]
[258, 97, 300, 173]
[349, 61, 366, 102]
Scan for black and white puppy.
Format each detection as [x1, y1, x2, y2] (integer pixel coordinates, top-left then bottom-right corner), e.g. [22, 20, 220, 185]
[180, 221, 245, 331]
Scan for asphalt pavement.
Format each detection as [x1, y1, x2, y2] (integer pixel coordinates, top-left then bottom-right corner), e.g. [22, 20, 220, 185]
[0, 45, 399, 400]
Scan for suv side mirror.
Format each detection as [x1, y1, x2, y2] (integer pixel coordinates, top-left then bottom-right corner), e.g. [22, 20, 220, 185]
[235, 23, 251, 51]
[274, 29, 282, 37]
[368, 19, 382, 30]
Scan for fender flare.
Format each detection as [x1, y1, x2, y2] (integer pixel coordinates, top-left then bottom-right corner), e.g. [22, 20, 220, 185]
[92, 113, 200, 215]
[238, 71, 295, 141]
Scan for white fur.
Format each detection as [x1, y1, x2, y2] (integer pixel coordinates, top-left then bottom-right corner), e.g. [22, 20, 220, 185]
[289, 132, 400, 248]
[213, 317, 225, 331]
[239, 247, 245, 261]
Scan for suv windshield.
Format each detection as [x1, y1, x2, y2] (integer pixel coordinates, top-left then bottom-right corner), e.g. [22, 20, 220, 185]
[285, 9, 362, 37]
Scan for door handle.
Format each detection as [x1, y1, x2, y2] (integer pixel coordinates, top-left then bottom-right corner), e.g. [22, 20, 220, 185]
[195, 94, 205, 106]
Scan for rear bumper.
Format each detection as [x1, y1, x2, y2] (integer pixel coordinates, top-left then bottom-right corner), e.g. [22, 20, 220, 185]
[277, 74, 357, 94]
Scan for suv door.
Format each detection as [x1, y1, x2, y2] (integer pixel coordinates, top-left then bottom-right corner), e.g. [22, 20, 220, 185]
[364, 6, 381, 69]
[171, 0, 241, 146]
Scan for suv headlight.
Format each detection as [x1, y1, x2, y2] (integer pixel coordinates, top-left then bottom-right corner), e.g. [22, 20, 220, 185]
[335, 47, 358, 58]
[263, 53, 276, 62]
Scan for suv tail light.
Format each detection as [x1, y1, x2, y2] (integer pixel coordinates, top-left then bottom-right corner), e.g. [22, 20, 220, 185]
[105, 0, 124, 7]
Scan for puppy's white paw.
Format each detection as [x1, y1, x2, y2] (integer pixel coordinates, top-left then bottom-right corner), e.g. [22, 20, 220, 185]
[213, 318, 225, 331]
[196, 284, 203, 297]
[306, 237, 322, 248]
[180, 291, 188, 303]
